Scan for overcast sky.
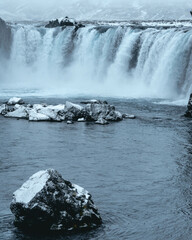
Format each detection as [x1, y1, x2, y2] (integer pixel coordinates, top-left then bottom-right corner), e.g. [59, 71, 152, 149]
[0, 0, 191, 21]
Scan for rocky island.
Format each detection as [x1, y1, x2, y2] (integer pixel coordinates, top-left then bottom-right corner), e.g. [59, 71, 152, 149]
[0, 97, 135, 124]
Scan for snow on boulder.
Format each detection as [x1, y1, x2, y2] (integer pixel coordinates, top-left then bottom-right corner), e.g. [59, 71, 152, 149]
[64, 101, 83, 120]
[10, 169, 102, 232]
[7, 97, 24, 105]
[5, 105, 28, 119]
[105, 110, 123, 121]
[65, 101, 83, 111]
[28, 109, 50, 121]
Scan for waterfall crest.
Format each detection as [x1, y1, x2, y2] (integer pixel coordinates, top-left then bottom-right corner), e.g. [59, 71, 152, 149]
[1, 22, 192, 99]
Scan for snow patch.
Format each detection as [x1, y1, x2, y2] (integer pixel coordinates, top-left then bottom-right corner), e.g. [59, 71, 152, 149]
[28, 109, 50, 121]
[13, 170, 50, 204]
[73, 184, 89, 200]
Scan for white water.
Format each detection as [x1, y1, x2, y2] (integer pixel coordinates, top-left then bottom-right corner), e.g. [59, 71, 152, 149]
[1, 22, 192, 101]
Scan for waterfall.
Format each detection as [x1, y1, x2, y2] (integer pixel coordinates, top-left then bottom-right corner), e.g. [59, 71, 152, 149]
[1, 21, 192, 99]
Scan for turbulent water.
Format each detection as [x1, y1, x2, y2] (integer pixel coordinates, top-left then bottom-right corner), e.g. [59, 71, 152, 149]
[0, 21, 192, 100]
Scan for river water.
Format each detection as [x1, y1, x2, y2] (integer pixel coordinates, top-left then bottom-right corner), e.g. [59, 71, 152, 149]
[0, 97, 192, 240]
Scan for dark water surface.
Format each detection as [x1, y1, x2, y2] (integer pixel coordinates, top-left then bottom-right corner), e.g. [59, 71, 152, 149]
[1, 97, 192, 240]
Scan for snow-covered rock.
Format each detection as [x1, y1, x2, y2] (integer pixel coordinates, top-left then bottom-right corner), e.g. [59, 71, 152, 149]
[95, 117, 109, 125]
[64, 101, 83, 120]
[83, 102, 121, 122]
[65, 101, 83, 112]
[105, 110, 123, 121]
[5, 105, 28, 119]
[28, 109, 50, 121]
[7, 97, 24, 105]
[10, 169, 102, 232]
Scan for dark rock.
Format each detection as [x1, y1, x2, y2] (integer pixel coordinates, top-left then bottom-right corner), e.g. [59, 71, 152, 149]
[45, 17, 85, 30]
[185, 93, 192, 117]
[83, 102, 122, 122]
[95, 117, 109, 125]
[10, 169, 102, 232]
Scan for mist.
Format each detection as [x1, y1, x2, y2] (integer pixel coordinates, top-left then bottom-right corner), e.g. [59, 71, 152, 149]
[0, 0, 191, 21]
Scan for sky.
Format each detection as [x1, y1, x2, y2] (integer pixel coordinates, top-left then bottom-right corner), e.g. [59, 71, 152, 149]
[0, 0, 191, 21]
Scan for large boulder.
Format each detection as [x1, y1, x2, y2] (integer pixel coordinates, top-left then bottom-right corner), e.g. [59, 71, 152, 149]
[10, 169, 102, 232]
[83, 102, 122, 122]
[185, 93, 192, 117]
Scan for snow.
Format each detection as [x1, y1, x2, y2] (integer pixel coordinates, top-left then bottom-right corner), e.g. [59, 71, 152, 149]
[46, 104, 65, 111]
[28, 109, 50, 121]
[96, 20, 192, 28]
[65, 101, 83, 111]
[5, 105, 27, 118]
[78, 118, 85, 122]
[73, 184, 89, 200]
[13, 170, 50, 204]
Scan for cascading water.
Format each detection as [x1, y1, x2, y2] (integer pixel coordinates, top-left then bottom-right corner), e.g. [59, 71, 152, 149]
[0, 20, 192, 99]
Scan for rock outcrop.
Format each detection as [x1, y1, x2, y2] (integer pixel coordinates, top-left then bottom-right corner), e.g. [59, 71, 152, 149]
[45, 17, 85, 30]
[185, 93, 192, 117]
[0, 97, 135, 124]
[10, 169, 102, 232]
